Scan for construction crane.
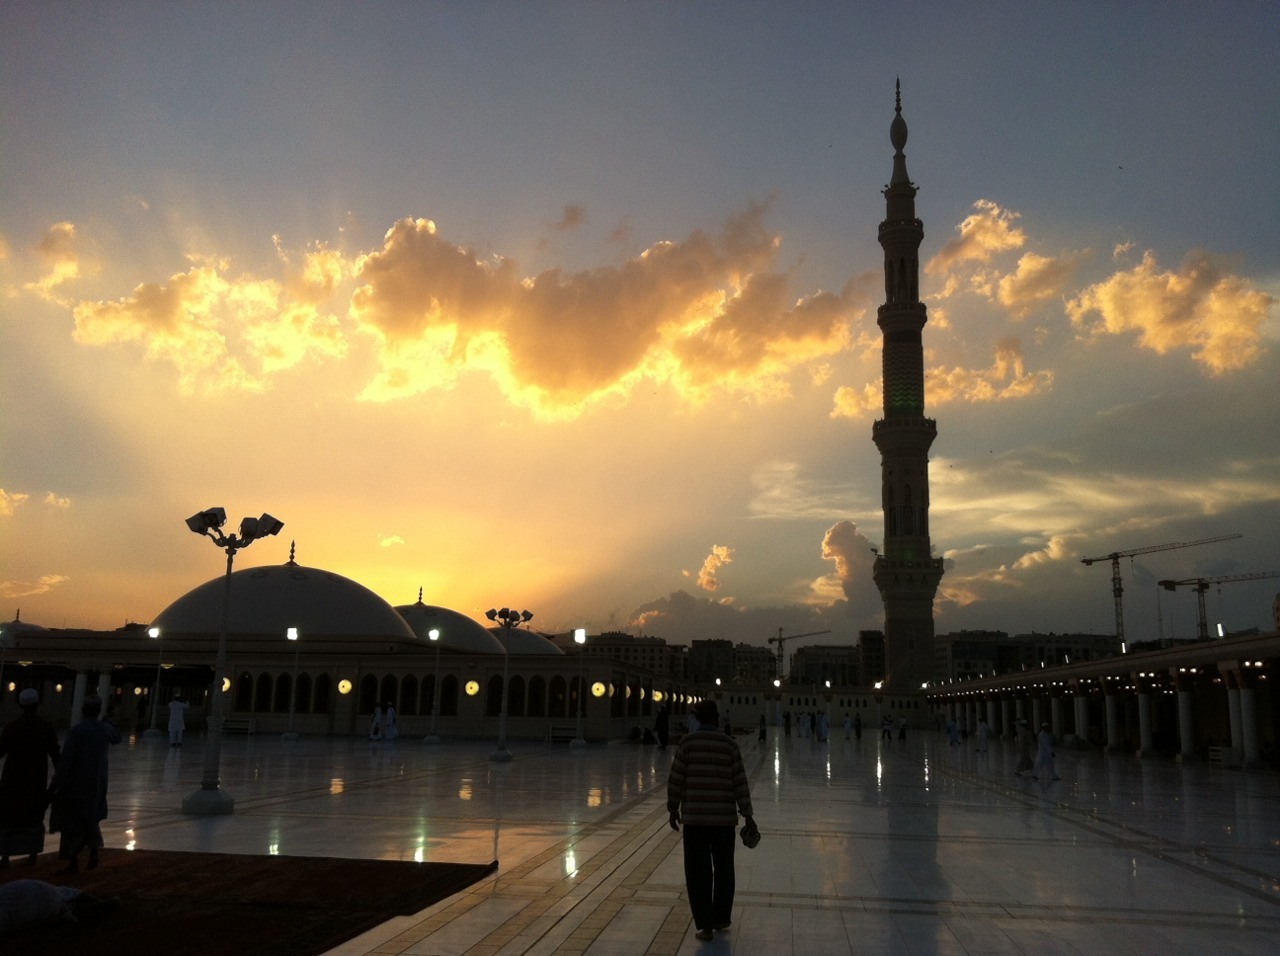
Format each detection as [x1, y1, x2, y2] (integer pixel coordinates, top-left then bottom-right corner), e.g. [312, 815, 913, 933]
[1158, 571, 1280, 641]
[1080, 533, 1241, 642]
[767, 628, 831, 680]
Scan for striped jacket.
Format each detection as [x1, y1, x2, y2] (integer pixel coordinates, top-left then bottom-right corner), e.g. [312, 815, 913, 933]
[667, 729, 753, 826]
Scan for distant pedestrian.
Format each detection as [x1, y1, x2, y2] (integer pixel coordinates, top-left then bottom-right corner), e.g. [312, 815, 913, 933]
[783, 711, 791, 738]
[167, 694, 188, 747]
[382, 701, 398, 741]
[1032, 723, 1059, 782]
[668, 699, 755, 943]
[816, 712, 828, 742]
[843, 712, 851, 740]
[1013, 719, 1034, 775]
[48, 698, 121, 875]
[0, 689, 60, 868]
[975, 717, 990, 755]
[369, 704, 384, 740]
[758, 713, 766, 742]
[853, 712, 862, 741]
[947, 717, 960, 746]
[655, 705, 670, 750]
[897, 715, 907, 741]
[881, 716, 893, 741]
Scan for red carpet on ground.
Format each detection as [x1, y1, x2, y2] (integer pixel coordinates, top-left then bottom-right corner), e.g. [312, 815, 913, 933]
[0, 847, 497, 955]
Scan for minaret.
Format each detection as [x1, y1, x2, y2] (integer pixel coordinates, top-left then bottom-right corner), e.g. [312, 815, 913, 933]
[871, 82, 944, 692]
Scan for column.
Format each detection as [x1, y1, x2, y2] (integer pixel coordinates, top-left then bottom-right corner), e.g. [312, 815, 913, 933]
[986, 698, 999, 738]
[1050, 695, 1064, 739]
[95, 672, 111, 718]
[1104, 692, 1120, 752]
[1176, 686, 1195, 762]
[1000, 698, 1012, 739]
[1136, 690, 1153, 758]
[1226, 683, 1243, 752]
[1239, 686, 1260, 767]
[1014, 696, 1027, 726]
[1031, 696, 1043, 733]
[70, 671, 89, 723]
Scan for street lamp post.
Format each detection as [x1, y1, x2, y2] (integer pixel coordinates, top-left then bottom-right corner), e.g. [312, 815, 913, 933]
[283, 626, 300, 739]
[485, 607, 532, 763]
[181, 507, 284, 816]
[144, 626, 164, 738]
[425, 628, 442, 743]
[571, 628, 587, 748]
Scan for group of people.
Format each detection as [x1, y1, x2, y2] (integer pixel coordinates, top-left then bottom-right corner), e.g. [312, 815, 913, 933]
[368, 701, 398, 741]
[0, 690, 122, 874]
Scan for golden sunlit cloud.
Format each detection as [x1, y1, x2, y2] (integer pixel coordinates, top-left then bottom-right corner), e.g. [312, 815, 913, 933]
[71, 249, 348, 392]
[24, 222, 96, 303]
[927, 337, 1054, 405]
[1067, 250, 1272, 374]
[42, 492, 71, 509]
[925, 200, 1026, 276]
[692, 544, 735, 592]
[1, 573, 70, 599]
[819, 520, 877, 602]
[0, 489, 31, 517]
[349, 205, 859, 418]
[378, 534, 405, 548]
[996, 250, 1090, 318]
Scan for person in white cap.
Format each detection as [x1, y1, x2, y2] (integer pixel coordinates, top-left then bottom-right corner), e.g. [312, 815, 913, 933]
[0, 688, 61, 867]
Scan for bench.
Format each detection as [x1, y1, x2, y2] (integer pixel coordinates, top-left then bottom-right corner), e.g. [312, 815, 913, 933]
[548, 725, 579, 743]
[222, 717, 256, 735]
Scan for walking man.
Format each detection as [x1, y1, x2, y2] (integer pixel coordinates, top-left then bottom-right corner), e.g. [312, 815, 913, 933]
[668, 699, 755, 943]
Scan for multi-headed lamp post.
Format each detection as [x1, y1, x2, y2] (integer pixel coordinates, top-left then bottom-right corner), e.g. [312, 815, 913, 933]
[485, 607, 532, 763]
[425, 628, 442, 744]
[571, 628, 587, 748]
[181, 507, 283, 815]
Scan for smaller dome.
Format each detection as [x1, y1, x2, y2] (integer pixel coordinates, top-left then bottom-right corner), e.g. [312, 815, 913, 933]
[488, 626, 564, 655]
[396, 600, 506, 654]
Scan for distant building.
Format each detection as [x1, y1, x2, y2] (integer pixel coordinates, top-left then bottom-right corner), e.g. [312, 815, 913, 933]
[689, 639, 736, 684]
[549, 630, 688, 679]
[791, 644, 859, 687]
[858, 630, 886, 686]
[934, 630, 1120, 682]
[733, 643, 777, 685]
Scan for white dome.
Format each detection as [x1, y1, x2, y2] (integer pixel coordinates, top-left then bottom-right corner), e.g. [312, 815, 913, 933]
[489, 626, 564, 655]
[395, 599, 506, 654]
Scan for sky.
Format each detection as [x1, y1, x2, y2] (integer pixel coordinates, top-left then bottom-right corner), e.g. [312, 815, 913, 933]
[3, 2, 1278, 652]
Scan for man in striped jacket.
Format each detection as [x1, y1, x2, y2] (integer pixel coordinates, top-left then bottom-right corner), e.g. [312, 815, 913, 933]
[667, 699, 755, 942]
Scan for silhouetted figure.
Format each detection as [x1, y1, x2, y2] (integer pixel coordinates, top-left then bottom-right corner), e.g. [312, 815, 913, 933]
[167, 694, 188, 747]
[655, 705, 670, 749]
[0, 689, 60, 867]
[668, 699, 755, 943]
[1013, 720, 1034, 775]
[49, 698, 121, 874]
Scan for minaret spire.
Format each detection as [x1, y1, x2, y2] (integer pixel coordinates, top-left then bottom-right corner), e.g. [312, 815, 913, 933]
[871, 83, 944, 692]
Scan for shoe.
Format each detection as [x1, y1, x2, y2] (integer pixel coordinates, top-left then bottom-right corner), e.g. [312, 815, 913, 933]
[695, 928, 714, 941]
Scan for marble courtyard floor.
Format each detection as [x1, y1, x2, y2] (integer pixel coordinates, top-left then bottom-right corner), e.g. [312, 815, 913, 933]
[100, 726, 1280, 955]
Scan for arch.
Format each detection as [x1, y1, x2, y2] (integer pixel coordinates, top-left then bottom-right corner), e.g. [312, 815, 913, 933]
[528, 675, 547, 717]
[296, 672, 313, 714]
[253, 673, 273, 713]
[486, 674, 504, 717]
[507, 675, 526, 717]
[378, 674, 398, 712]
[440, 674, 459, 717]
[234, 672, 253, 712]
[358, 674, 378, 715]
[400, 674, 418, 716]
[569, 676, 583, 720]
[273, 673, 291, 713]
[313, 673, 331, 714]
[421, 673, 436, 716]
[548, 675, 567, 718]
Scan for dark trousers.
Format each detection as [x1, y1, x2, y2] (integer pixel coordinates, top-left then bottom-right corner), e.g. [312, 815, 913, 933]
[682, 824, 736, 930]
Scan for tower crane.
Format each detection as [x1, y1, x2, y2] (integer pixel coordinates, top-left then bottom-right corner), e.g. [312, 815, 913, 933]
[1081, 533, 1241, 642]
[767, 628, 832, 681]
[1157, 571, 1280, 641]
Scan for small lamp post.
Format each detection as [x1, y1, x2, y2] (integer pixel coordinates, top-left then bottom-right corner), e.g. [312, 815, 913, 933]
[571, 628, 587, 748]
[144, 626, 164, 738]
[425, 628, 442, 743]
[283, 626, 300, 739]
[181, 507, 283, 816]
[486, 607, 532, 763]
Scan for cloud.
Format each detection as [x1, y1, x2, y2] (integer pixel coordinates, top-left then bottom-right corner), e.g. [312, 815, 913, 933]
[817, 520, 882, 620]
[927, 337, 1055, 405]
[71, 245, 349, 392]
[0, 490, 31, 517]
[830, 382, 882, 420]
[24, 222, 96, 303]
[925, 200, 1026, 277]
[349, 204, 860, 417]
[1066, 250, 1272, 374]
[997, 250, 1089, 318]
[747, 461, 852, 521]
[690, 544, 735, 592]
[552, 205, 586, 231]
[378, 534, 405, 548]
[1, 574, 70, 599]
[42, 492, 71, 509]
